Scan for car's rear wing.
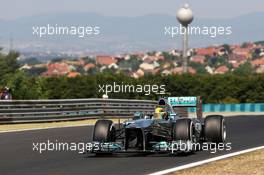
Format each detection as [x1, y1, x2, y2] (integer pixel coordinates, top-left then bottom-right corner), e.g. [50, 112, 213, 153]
[158, 96, 203, 118]
[168, 97, 198, 107]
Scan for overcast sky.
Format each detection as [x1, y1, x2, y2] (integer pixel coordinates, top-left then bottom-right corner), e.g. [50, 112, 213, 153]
[1, 0, 264, 20]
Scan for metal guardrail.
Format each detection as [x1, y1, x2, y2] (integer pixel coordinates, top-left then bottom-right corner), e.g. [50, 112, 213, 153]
[1, 99, 263, 124]
[0, 99, 157, 124]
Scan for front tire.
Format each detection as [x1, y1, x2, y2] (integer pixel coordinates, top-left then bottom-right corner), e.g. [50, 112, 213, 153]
[93, 119, 116, 142]
[204, 115, 226, 143]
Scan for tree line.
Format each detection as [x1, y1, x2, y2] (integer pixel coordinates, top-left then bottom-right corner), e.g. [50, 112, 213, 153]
[1, 72, 263, 103]
[0, 50, 264, 103]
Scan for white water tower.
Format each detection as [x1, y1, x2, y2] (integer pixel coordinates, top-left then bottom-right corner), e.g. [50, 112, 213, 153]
[177, 4, 194, 73]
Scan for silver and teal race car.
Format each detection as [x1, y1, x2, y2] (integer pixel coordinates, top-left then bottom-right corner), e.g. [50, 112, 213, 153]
[88, 96, 227, 154]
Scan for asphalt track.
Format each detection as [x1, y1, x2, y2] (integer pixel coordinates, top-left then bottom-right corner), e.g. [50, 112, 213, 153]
[0, 115, 264, 175]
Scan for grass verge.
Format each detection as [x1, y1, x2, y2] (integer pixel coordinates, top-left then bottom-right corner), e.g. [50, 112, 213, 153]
[171, 149, 264, 175]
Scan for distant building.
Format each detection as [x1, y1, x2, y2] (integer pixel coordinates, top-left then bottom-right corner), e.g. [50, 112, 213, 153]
[214, 65, 229, 74]
[67, 71, 80, 78]
[205, 66, 214, 74]
[42, 62, 70, 77]
[96, 56, 117, 66]
[218, 47, 227, 56]
[142, 55, 164, 62]
[162, 69, 171, 75]
[19, 64, 32, 70]
[142, 56, 154, 64]
[256, 66, 264, 73]
[108, 63, 119, 69]
[139, 63, 155, 71]
[230, 62, 244, 69]
[190, 55, 205, 64]
[84, 63, 96, 71]
[195, 47, 217, 56]
[133, 69, 144, 78]
[172, 67, 196, 74]
[251, 57, 264, 67]
[169, 49, 181, 57]
[232, 48, 251, 59]
[229, 53, 248, 63]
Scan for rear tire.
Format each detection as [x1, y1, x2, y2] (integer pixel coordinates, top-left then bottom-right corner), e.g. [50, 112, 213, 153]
[173, 118, 194, 141]
[93, 120, 116, 142]
[204, 115, 226, 143]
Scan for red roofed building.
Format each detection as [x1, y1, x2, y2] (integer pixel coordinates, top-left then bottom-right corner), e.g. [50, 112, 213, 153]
[96, 56, 117, 66]
[232, 48, 251, 59]
[67, 71, 80, 78]
[229, 53, 248, 63]
[242, 42, 256, 49]
[251, 57, 264, 67]
[156, 55, 165, 61]
[230, 44, 240, 50]
[143, 57, 154, 64]
[188, 67, 196, 74]
[42, 62, 70, 77]
[190, 55, 205, 64]
[78, 59, 86, 66]
[84, 63, 96, 71]
[195, 47, 217, 56]
[133, 69, 144, 78]
[214, 65, 229, 74]
[172, 67, 196, 74]
[231, 62, 244, 69]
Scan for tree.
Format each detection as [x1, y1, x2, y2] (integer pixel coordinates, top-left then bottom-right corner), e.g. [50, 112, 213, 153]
[189, 62, 207, 74]
[233, 62, 254, 75]
[118, 55, 142, 71]
[254, 41, 264, 45]
[24, 67, 47, 76]
[7, 72, 43, 99]
[241, 42, 248, 48]
[82, 56, 96, 64]
[222, 44, 232, 54]
[18, 57, 41, 65]
[252, 48, 262, 60]
[0, 51, 19, 74]
[0, 51, 20, 84]
[162, 52, 178, 62]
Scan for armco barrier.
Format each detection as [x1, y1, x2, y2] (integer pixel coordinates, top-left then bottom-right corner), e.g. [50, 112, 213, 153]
[0, 99, 263, 124]
[0, 99, 156, 124]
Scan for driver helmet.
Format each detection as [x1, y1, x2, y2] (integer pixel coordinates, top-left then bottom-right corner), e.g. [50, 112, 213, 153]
[154, 106, 166, 119]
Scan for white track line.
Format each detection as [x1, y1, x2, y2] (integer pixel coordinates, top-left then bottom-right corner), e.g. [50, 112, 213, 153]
[149, 145, 264, 175]
[0, 124, 94, 134]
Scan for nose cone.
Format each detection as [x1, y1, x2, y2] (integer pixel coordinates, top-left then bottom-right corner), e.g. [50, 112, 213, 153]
[177, 3, 194, 26]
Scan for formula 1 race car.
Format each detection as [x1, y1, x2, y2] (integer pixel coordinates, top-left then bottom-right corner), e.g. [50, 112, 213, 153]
[88, 96, 226, 154]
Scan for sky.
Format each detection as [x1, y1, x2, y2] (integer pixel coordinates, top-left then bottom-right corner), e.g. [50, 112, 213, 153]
[1, 0, 264, 20]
